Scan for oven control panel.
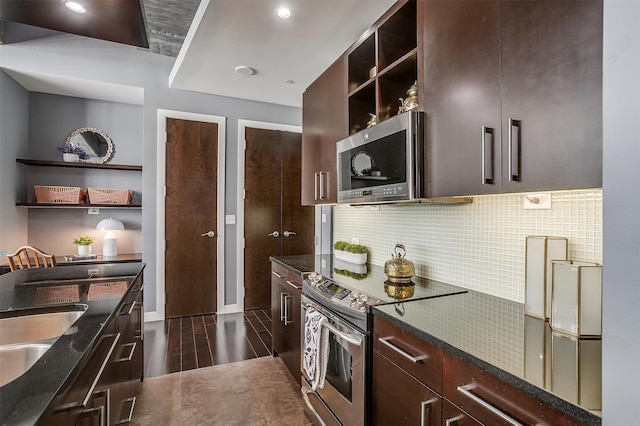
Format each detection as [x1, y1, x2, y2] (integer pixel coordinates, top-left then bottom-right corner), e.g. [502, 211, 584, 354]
[318, 280, 351, 299]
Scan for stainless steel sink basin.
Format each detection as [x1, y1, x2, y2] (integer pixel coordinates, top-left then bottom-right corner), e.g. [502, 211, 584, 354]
[0, 343, 52, 386]
[0, 305, 88, 346]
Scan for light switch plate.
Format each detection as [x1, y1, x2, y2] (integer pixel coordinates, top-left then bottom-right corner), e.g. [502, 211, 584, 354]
[351, 238, 360, 244]
[225, 215, 236, 225]
[523, 193, 551, 210]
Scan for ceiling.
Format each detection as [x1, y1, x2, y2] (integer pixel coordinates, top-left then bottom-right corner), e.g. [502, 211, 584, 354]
[0, 0, 396, 108]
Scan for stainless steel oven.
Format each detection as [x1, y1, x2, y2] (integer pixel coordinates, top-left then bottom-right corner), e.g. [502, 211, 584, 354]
[301, 295, 366, 426]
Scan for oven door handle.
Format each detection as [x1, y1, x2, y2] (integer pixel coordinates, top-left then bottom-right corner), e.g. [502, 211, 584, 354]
[322, 320, 363, 346]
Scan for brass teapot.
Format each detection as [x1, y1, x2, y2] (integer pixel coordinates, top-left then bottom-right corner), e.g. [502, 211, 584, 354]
[384, 244, 415, 284]
[398, 81, 419, 114]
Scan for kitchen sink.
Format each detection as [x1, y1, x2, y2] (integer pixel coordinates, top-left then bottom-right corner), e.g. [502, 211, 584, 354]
[0, 304, 88, 346]
[0, 343, 52, 386]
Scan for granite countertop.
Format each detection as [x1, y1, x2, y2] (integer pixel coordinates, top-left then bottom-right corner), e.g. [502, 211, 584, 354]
[0, 262, 145, 425]
[374, 291, 601, 426]
[270, 255, 317, 274]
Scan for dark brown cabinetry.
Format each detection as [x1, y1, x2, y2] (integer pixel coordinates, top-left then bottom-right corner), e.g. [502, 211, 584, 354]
[301, 57, 348, 205]
[42, 276, 144, 425]
[270, 262, 302, 384]
[424, 0, 602, 197]
[372, 315, 443, 426]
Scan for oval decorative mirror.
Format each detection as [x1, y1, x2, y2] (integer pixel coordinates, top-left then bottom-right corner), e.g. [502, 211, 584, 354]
[66, 127, 114, 164]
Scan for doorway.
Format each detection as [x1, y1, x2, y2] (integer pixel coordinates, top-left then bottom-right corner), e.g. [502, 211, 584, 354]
[239, 122, 314, 310]
[155, 110, 226, 321]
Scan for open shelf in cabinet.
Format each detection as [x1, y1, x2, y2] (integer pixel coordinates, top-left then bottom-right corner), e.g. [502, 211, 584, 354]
[16, 203, 142, 209]
[347, 0, 420, 134]
[17, 159, 142, 171]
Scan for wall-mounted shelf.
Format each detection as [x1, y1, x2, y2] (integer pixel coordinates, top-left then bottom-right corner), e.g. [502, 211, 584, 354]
[16, 203, 142, 209]
[16, 159, 142, 171]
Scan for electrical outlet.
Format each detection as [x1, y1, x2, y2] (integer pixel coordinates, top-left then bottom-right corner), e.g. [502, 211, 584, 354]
[351, 238, 360, 244]
[523, 193, 551, 210]
[87, 268, 99, 276]
[88, 208, 99, 214]
[225, 215, 236, 225]
[369, 205, 380, 211]
[321, 214, 327, 223]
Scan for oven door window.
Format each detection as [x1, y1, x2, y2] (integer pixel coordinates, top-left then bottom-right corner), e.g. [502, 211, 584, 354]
[325, 333, 353, 401]
[338, 129, 407, 192]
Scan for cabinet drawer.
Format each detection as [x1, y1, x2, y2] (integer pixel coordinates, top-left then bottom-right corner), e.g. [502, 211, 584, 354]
[443, 399, 482, 426]
[373, 316, 443, 393]
[372, 350, 441, 426]
[443, 353, 584, 426]
[271, 262, 290, 280]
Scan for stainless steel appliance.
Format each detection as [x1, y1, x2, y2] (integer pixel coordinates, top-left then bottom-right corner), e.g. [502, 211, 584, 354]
[301, 261, 467, 425]
[336, 111, 424, 205]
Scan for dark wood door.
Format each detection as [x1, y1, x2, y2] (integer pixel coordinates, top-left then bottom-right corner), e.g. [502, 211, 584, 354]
[424, 0, 501, 197]
[500, 0, 603, 193]
[165, 118, 218, 317]
[245, 128, 313, 309]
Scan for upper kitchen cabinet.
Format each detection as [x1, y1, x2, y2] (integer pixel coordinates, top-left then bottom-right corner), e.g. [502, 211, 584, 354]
[424, 0, 602, 197]
[348, 0, 422, 134]
[500, 0, 602, 193]
[301, 56, 348, 205]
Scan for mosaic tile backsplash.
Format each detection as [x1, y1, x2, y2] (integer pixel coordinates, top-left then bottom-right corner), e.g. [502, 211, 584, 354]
[334, 189, 602, 302]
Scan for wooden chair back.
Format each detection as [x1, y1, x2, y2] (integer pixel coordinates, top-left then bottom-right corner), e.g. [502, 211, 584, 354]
[7, 245, 57, 271]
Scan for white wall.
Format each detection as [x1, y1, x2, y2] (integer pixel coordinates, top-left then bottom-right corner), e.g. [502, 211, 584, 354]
[602, 1, 640, 424]
[0, 34, 301, 313]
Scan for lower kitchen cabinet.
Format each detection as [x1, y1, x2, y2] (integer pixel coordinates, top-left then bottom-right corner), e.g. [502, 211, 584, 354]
[271, 262, 302, 385]
[442, 400, 481, 426]
[42, 276, 144, 425]
[372, 351, 442, 426]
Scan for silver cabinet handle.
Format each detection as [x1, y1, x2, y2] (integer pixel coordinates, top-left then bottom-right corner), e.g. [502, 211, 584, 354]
[268, 231, 279, 237]
[280, 292, 287, 321]
[284, 295, 293, 325]
[445, 415, 464, 426]
[271, 271, 284, 279]
[378, 336, 428, 363]
[115, 342, 137, 362]
[286, 280, 302, 290]
[302, 387, 328, 426]
[457, 384, 524, 426]
[481, 126, 494, 185]
[314, 172, 320, 201]
[317, 171, 328, 200]
[420, 398, 437, 426]
[283, 231, 297, 237]
[508, 118, 521, 182]
[201, 231, 215, 238]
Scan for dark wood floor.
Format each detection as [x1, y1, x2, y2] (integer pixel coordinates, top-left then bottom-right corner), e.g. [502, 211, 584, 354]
[143, 308, 273, 378]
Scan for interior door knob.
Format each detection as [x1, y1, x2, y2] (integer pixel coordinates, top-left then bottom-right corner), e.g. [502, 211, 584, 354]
[283, 231, 297, 237]
[201, 231, 215, 238]
[268, 231, 279, 237]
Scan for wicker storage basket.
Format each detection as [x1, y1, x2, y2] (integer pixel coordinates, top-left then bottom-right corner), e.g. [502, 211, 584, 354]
[34, 185, 85, 204]
[87, 188, 133, 205]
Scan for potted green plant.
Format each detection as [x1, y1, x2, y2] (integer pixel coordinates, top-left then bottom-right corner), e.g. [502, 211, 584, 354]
[333, 241, 369, 264]
[73, 234, 95, 256]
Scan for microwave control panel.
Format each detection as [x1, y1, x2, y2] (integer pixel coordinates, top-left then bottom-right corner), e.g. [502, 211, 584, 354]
[341, 183, 409, 203]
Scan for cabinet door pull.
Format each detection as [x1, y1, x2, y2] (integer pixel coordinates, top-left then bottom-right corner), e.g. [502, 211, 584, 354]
[271, 271, 284, 279]
[457, 384, 524, 426]
[318, 171, 327, 200]
[314, 172, 320, 200]
[286, 279, 302, 290]
[420, 398, 437, 426]
[116, 396, 137, 425]
[378, 336, 428, 363]
[116, 342, 137, 362]
[280, 292, 287, 321]
[284, 295, 293, 325]
[124, 301, 136, 316]
[508, 118, 522, 182]
[481, 126, 494, 184]
[444, 415, 464, 426]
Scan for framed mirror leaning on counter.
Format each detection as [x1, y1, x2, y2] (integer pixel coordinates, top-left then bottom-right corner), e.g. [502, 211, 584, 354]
[65, 127, 114, 164]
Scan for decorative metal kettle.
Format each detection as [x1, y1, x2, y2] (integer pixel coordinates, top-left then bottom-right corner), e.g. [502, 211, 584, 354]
[398, 81, 419, 114]
[384, 244, 415, 284]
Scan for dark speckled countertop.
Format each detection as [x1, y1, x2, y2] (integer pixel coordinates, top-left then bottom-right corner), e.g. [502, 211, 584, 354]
[0, 262, 145, 426]
[374, 292, 601, 426]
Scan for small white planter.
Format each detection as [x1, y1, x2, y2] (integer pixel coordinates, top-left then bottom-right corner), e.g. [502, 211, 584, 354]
[77, 245, 91, 256]
[63, 153, 80, 162]
[334, 250, 367, 265]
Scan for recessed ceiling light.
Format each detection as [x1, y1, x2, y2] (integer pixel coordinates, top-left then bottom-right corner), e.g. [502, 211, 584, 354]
[235, 66, 256, 76]
[276, 7, 291, 19]
[63, 1, 86, 14]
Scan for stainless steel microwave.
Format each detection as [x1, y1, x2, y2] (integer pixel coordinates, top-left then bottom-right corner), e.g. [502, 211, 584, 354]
[336, 111, 424, 204]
